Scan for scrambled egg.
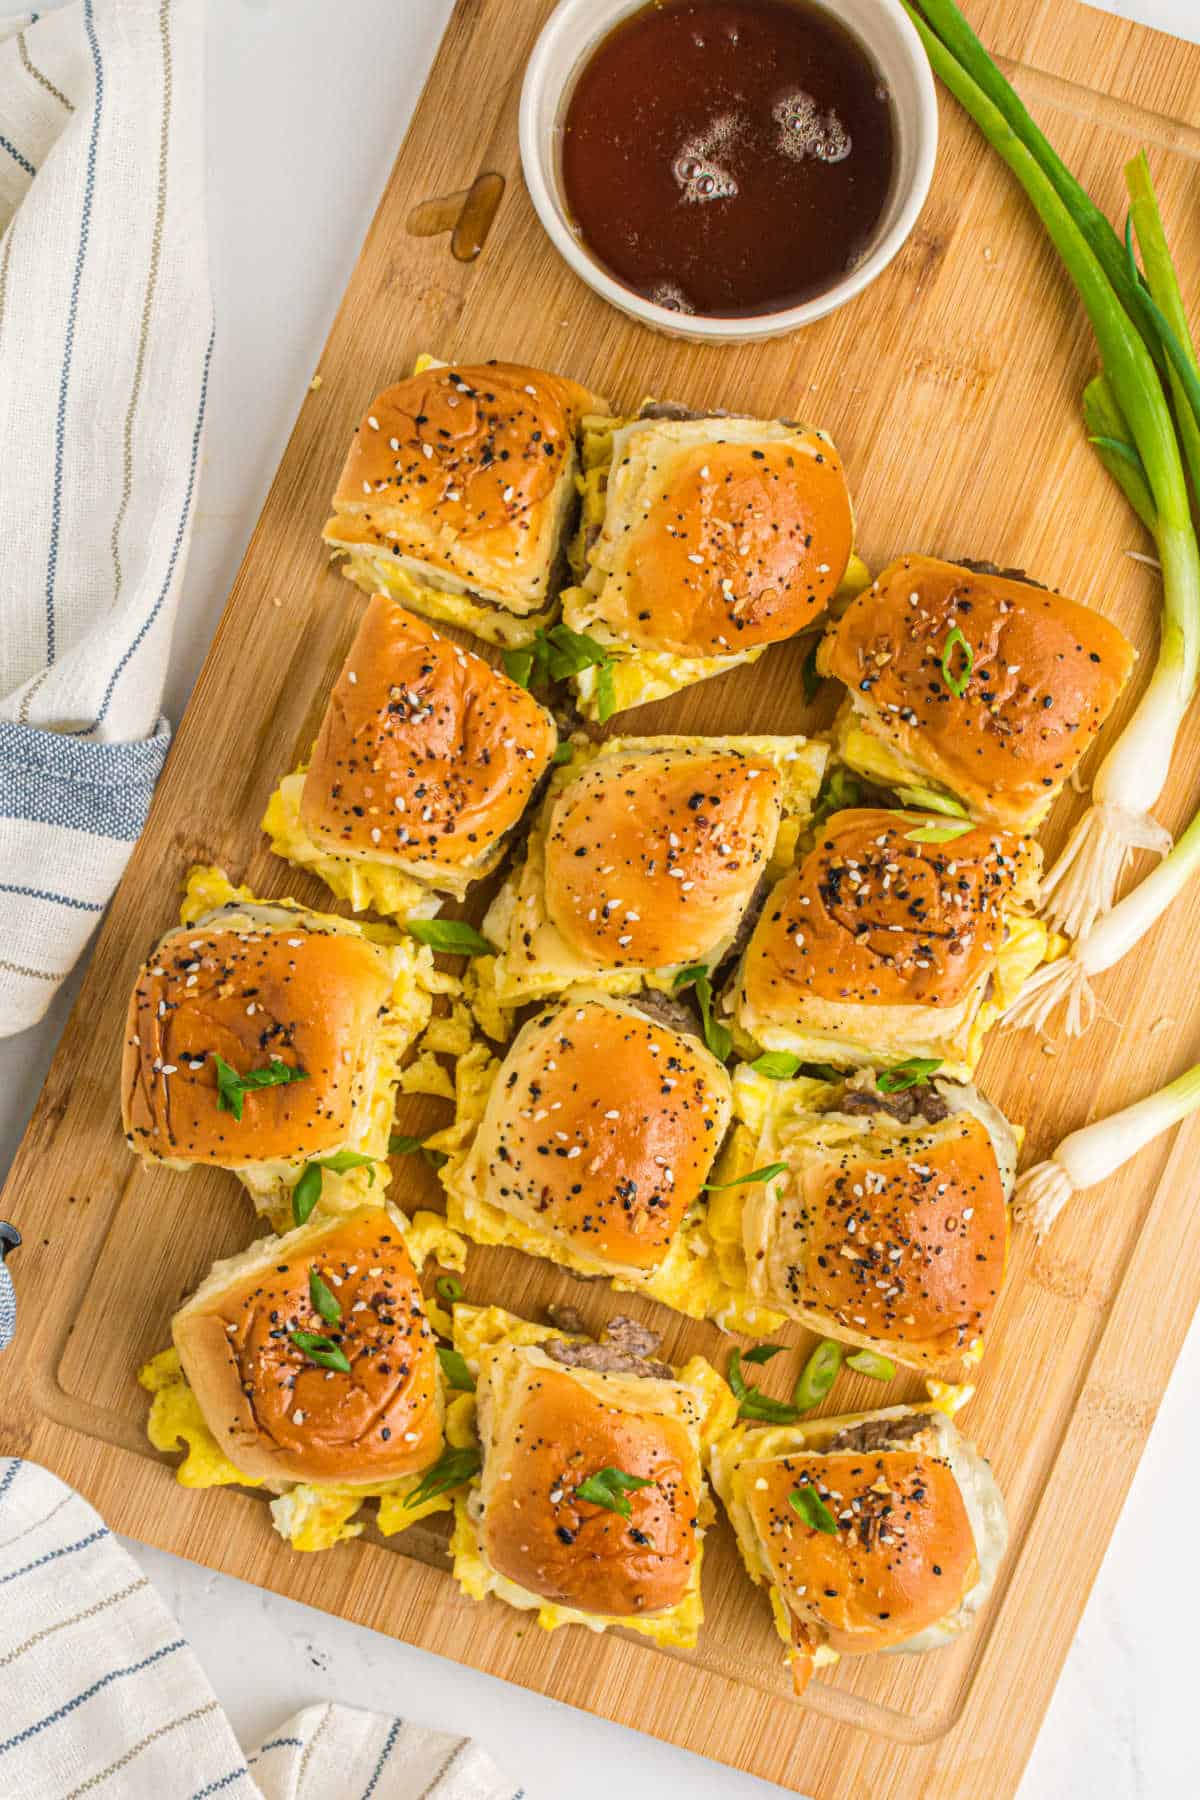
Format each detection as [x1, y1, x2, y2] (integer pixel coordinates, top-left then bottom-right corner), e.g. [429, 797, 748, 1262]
[448, 1305, 737, 1646]
[262, 770, 443, 923]
[562, 410, 871, 721]
[476, 733, 827, 1012]
[179, 866, 453, 1229]
[137, 1211, 470, 1552]
[431, 1034, 783, 1335]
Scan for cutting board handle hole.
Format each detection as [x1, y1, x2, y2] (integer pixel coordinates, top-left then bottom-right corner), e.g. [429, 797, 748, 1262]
[406, 172, 506, 262]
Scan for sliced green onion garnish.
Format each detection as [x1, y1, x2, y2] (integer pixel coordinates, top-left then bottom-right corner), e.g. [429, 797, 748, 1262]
[575, 1466, 655, 1518]
[877, 1057, 942, 1093]
[672, 963, 731, 1061]
[792, 1338, 843, 1412]
[845, 1349, 896, 1382]
[436, 1346, 475, 1391]
[741, 1343, 785, 1366]
[750, 1051, 805, 1079]
[788, 1484, 838, 1534]
[940, 625, 974, 697]
[211, 1053, 307, 1123]
[308, 1269, 341, 1324]
[403, 1446, 481, 1508]
[290, 1331, 351, 1374]
[407, 919, 495, 957]
[905, 819, 973, 844]
[728, 1349, 802, 1422]
[435, 1274, 464, 1304]
[894, 786, 969, 818]
[703, 1162, 788, 1192]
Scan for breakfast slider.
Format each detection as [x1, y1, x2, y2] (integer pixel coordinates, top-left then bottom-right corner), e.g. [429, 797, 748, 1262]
[709, 1404, 1008, 1693]
[322, 359, 607, 647]
[122, 866, 445, 1225]
[818, 555, 1135, 833]
[439, 988, 776, 1332]
[562, 404, 862, 717]
[723, 1062, 1017, 1378]
[448, 1303, 736, 1645]
[141, 1202, 470, 1552]
[727, 808, 1046, 1078]
[263, 597, 557, 919]
[478, 732, 827, 1012]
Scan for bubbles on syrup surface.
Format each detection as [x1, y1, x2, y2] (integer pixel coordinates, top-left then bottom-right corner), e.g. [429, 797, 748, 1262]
[772, 88, 852, 164]
[649, 281, 696, 314]
[672, 111, 742, 204]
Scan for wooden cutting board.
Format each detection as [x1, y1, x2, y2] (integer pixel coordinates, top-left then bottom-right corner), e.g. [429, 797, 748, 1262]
[4, 2, 1200, 1794]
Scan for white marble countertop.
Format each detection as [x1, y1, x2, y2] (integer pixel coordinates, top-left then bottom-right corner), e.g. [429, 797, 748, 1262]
[3, 1, 1199, 1793]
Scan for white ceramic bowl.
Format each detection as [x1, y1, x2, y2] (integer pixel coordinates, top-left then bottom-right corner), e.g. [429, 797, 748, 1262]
[519, 0, 938, 343]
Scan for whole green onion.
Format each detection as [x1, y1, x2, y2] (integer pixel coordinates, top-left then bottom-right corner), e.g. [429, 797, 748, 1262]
[1015, 1059, 1200, 1237]
[905, 2, 1200, 943]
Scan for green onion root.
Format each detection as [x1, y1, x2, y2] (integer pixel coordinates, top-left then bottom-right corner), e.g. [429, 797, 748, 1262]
[1014, 1060, 1200, 1236]
[1008, 798, 1200, 1039]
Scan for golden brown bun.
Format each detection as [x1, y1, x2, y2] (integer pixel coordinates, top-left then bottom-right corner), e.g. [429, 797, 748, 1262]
[323, 363, 604, 606]
[472, 992, 732, 1271]
[598, 425, 853, 656]
[741, 809, 1034, 1016]
[301, 598, 557, 871]
[482, 1358, 699, 1617]
[173, 1206, 441, 1486]
[745, 1440, 976, 1654]
[749, 1112, 1007, 1373]
[819, 556, 1135, 829]
[122, 923, 391, 1165]
[544, 747, 781, 968]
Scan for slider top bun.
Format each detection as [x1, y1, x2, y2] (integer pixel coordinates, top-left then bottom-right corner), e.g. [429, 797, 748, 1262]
[480, 1347, 701, 1618]
[743, 1109, 1008, 1375]
[819, 556, 1135, 831]
[301, 598, 557, 876]
[544, 745, 782, 969]
[173, 1204, 442, 1488]
[585, 417, 854, 657]
[466, 991, 733, 1273]
[740, 808, 1038, 1019]
[743, 1414, 979, 1655]
[122, 914, 393, 1166]
[323, 362, 606, 610]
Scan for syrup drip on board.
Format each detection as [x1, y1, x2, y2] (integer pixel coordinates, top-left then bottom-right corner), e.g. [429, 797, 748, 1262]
[560, 0, 896, 318]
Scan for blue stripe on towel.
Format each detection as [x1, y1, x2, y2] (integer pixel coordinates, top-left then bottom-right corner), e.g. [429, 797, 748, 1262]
[0, 882, 104, 913]
[360, 1717, 403, 1798]
[0, 1525, 108, 1588]
[45, 0, 103, 665]
[0, 1461, 21, 1508]
[189, 1770, 254, 1799]
[0, 720, 170, 839]
[89, 326, 214, 730]
[0, 133, 35, 176]
[247, 1736, 304, 1762]
[0, 1638, 186, 1758]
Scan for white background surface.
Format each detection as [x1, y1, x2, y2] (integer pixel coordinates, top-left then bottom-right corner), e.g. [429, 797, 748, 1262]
[2, 0, 1199, 1794]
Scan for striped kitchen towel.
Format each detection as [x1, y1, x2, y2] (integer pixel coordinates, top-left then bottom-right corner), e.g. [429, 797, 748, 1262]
[0, 0, 212, 1036]
[0, 1458, 521, 1799]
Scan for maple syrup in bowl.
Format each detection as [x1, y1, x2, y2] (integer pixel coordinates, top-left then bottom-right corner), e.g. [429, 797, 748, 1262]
[519, 0, 937, 341]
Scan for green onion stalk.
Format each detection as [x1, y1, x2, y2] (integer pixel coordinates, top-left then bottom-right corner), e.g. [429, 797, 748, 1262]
[1003, 793, 1200, 1040]
[1014, 1060, 1200, 1237]
[903, 1, 1200, 943]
